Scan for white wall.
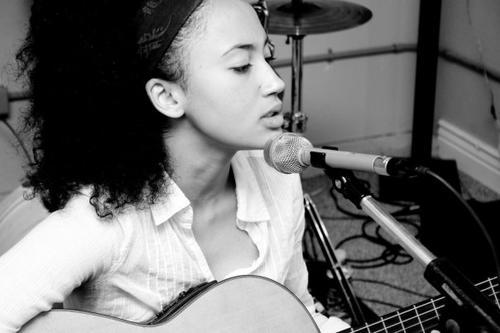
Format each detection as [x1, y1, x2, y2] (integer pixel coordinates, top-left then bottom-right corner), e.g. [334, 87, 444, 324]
[0, 0, 31, 199]
[436, 0, 500, 146]
[0, 0, 420, 196]
[272, 0, 419, 155]
[434, 0, 500, 193]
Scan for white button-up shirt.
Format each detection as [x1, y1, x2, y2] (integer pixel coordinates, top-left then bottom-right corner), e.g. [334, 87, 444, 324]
[0, 150, 348, 332]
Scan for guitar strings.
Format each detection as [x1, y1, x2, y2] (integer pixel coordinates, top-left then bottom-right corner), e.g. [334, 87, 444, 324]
[353, 294, 489, 333]
[348, 278, 499, 333]
[358, 281, 498, 333]
[370, 285, 498, 333]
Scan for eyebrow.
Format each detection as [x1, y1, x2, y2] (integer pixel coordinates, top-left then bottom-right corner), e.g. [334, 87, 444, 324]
[222, 36, 272, 57]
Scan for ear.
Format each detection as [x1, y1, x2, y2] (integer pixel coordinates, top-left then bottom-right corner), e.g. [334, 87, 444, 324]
[145, 78, 186, 119]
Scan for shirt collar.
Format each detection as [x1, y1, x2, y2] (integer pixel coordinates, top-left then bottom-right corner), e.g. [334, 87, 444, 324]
[151, 151, 271, 226]
[150, 178, 191, 226]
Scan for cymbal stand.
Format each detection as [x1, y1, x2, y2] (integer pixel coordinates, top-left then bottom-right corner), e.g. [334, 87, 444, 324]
[288, 35, 308, 132]
[284, 0, 308, 133]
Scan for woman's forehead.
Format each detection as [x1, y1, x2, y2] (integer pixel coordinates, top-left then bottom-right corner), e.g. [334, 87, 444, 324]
[201, 0, 267, 54]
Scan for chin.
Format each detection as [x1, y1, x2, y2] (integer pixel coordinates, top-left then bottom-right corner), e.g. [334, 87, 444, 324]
[265, 127, 284, 141]
[256, 130, 284, 149]
[229, 128, 284, 151]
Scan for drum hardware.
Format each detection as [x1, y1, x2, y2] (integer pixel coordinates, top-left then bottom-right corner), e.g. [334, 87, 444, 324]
[267, 0, 372, 36]
[260, 0, 373, 323]
[270, 44, 418, 69]
[287, 33, 306, 132]
[264, 0, 371, 132]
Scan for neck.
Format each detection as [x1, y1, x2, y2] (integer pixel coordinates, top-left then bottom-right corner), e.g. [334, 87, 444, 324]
[166, 125, 236, 205]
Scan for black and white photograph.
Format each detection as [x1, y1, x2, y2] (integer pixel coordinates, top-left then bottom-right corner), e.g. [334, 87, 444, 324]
[0, 0, 499, 332]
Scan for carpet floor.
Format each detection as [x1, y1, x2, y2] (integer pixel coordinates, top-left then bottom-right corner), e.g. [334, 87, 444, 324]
[300, 170, 500, 321]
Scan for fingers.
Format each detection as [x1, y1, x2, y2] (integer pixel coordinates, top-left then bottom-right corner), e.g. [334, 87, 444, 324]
[445, 319, 461, 333]
[431, 319, 461, 333]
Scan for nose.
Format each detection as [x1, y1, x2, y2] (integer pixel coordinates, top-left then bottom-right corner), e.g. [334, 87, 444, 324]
[261, 63, 285, 97]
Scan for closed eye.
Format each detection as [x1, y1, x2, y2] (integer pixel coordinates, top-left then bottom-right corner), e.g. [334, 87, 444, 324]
[232, 64, 252, 73]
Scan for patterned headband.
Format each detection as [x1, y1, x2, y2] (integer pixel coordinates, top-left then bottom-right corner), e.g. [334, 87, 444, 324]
[136, 0, 204, 73]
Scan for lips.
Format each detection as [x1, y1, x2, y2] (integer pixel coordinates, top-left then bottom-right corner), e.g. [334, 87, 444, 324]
[263, 110, 282, 118]
[261, 112, 284, 129]
[263, 103, 283, 118]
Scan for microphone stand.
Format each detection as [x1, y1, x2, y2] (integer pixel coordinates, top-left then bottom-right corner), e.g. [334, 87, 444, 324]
[304, 193, 368, 326]
[321, 165, 500, 332]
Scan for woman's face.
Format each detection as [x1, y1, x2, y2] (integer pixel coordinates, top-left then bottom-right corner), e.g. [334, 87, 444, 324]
[181, 0, 286, 151]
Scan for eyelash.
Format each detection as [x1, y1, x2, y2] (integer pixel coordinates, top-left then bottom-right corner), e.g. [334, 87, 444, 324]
[232, 55, 276, 74]
[233, 64, 252, 73]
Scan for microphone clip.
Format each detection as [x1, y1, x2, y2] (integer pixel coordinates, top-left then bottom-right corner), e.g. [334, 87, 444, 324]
[309, 145, 338, 169]
[314, 146, 372, 209]
[323, 167, 371, 210]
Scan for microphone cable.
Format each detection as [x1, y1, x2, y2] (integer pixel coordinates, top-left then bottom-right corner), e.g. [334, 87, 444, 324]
[421, 168, 500, 282]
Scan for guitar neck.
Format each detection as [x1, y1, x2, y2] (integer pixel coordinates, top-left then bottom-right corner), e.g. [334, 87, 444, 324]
[340, 276, 500, 333]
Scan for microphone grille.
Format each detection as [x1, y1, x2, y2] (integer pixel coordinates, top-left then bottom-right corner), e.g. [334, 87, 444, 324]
[264, 133, 313, 174]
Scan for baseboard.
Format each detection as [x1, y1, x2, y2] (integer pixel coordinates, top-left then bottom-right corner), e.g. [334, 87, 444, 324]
[436, 119, 500, 195]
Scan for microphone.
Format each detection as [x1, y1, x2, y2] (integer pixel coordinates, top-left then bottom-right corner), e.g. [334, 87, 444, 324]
[264, 132, 424, 176]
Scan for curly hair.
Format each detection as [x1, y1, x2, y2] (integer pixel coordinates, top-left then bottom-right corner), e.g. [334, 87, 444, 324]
[16, 0, 207, 218]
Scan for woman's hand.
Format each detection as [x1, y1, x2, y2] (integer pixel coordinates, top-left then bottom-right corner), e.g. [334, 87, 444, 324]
[431, 318, 461, 333]
[432, 318, 493, 333]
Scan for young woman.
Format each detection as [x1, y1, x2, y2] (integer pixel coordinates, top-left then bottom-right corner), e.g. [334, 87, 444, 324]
[0, 0, 349, 331]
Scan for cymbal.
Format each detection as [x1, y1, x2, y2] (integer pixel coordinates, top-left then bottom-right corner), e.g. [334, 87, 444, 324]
[267, 0, 372, 35]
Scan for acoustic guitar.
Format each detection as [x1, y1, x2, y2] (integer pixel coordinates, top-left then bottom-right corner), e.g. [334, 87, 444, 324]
[20, 275, 500, 332]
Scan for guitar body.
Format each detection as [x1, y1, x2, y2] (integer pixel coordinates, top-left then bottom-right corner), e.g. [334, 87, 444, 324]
[21, 275, 320, 333]
[19, 273, 500, 333]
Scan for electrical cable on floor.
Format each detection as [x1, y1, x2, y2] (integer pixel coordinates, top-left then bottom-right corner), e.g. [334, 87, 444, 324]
[317, 176, 425, 269]
[302, 173, 435, 316]
[333, 216, 419, 269]
[357, 297, 402, 309]
[351, 277, 435, 299]
[344, 250, 412, 268]
[334, 236, 412, 268]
